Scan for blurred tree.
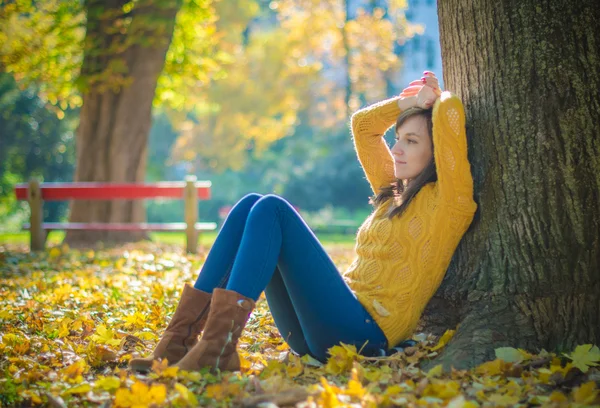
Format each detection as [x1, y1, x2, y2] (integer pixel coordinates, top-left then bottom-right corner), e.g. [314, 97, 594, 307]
[0, 72, 76, 225]
[0, 0, 219, 243]
[418, 0, 600, 371]
[172, 0, 410, 171]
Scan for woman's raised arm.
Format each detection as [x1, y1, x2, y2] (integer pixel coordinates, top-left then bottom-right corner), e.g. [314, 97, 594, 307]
[431, 92, 477, 214]
[350, 96, 402, 195]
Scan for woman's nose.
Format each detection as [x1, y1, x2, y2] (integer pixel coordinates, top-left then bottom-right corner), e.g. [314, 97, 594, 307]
[392, 144, 404, 155]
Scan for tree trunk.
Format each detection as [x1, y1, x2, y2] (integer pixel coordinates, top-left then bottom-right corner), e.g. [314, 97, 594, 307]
[342, 0, 352, 118]
[418, 0, 600, 371]
[65, 0, 181, 245]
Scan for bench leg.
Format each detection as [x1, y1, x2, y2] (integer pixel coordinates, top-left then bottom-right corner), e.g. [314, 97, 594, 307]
[184, 176, 198, 253]
[28, 179, 45, 251]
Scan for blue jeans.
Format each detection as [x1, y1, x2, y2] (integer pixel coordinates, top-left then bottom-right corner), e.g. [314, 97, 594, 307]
[193, 193, 388, 362]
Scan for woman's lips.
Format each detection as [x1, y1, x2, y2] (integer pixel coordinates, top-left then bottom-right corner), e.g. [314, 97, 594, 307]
[395, 161, 407, 164]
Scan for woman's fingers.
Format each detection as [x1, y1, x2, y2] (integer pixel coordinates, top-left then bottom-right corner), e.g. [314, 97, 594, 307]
[401, 85, 422, 94]
[422, 76, 442, 96]
[401, 73, 440, 98]
[422, 76, 438, 87]
[400, 90, 419, 98]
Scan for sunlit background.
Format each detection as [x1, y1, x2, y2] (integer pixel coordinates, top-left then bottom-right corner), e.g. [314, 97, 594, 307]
[0, 0, 442, 237]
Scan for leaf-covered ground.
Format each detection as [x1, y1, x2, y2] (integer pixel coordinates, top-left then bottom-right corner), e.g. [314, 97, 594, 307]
[0, 242, 599, 407]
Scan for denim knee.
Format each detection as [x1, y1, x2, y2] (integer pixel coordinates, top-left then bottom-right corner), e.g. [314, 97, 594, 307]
[248, 194, 290, 217]
[228, 193, 263, 218]
[239, 193, 263, 206]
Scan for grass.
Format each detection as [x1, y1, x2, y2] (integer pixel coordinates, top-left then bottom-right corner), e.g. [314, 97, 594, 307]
[0, 230, 356, 249]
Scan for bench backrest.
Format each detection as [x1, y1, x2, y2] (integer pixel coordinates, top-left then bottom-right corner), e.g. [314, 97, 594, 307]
[14, 182, 212, 201]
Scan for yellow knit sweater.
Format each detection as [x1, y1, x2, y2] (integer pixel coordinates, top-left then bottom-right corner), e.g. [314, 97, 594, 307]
[344, 91, 477, 348]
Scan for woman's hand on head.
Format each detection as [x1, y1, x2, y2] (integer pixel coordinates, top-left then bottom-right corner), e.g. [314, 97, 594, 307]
[399, 71, 442, 109]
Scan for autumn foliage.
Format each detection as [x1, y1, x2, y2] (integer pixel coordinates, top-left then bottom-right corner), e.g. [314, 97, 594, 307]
[0, 242, 598, 407]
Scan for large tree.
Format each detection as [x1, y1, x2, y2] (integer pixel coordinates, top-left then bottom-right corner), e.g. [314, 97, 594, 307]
[418, 0, 600, 370]
[66, 0, 182, 243]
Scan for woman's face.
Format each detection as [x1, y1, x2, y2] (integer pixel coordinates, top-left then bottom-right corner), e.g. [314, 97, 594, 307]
[391, 115, 433, 181]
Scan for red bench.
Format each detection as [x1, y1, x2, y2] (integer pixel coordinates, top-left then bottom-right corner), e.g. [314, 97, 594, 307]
[14, 176, 216, 253]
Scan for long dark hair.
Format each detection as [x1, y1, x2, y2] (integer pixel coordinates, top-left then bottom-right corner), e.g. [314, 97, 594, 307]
[370, 107, 437, 219]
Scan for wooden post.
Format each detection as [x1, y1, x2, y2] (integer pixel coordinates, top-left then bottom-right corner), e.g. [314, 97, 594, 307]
[28, 179, 45, 251]
[184, 175, 198, 253]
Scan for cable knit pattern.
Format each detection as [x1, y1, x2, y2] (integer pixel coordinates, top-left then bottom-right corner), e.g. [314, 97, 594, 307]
[344, 92, 477, 348]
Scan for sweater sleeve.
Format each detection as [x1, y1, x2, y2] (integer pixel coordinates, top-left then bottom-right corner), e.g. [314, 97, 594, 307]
[431, 92, 477, 214]
[350, 96, 402, 195]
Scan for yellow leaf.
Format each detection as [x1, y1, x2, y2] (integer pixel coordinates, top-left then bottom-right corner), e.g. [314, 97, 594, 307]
[61, 383, 92, 396]
[262, 360, 285, 378]
[90, 324, 121, 347]
[363, 367, 382, 382]
[0, 310, 13, 320]
[124, 312, 147, 329]
[430, 330, 455, 351]
[447, 395, 479, 408]
[325, 344, 362, 375]
[3, 333, 31, 355]
[345, 368, 366, 399]
[204, 382, 244, 400]
[114, 388, 131, 407]
[49, 247, 62, 258]
[318, 377, 342, 407]
[572, 381, 598, 404]
[424, 381, 461, 400]
[382, 385, 402, 397]
[563, 344, 600, 373]
[487, 393, 520, 405]
[151, 358, 170, 373]
[163, 366, 180, 378]
[475, 359, 505, 376]
[58, 318, 72, 338]
[94, 376, 121, 392]
[537, 368, 552, 384]
[174, 382, 198, 405]
[549, 391, 568, 403]
[147, 383, 167, 404]
[133, 331, 157, 341]
[286, 353, 304, 378]
[550, 361, 574, 377]
[277, 342, 290, 351]
[115, 258, 126, 269]
[494, 347, 524, 363]
[87, 343, 118, 367]
[372, 299, 391, 317]
[238, 350, 252, 371]
[61, 359, 88, 381]
[426, 364, 443, 378]
[205, 384, 224, 399]
[114, 382, 167, 408]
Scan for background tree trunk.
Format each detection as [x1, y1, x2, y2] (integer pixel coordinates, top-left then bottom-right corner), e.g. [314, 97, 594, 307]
[418, 0, 600, 370]
[65, 0, 181, 245]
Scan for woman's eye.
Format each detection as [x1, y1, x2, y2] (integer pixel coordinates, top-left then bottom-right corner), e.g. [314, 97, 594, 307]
[408, 139, 417, 144]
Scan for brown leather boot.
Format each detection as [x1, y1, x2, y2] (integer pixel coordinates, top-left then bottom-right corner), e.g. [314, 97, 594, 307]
[129, 284, 211, 372]
[175, 288, 255, 372]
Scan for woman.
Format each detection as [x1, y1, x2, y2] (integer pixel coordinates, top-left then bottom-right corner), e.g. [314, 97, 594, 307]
[129, 71, 477, 373]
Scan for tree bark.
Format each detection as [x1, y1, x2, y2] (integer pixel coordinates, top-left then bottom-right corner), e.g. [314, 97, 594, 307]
[65, 0, 181, 245]
[418, 0, 600, 371]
